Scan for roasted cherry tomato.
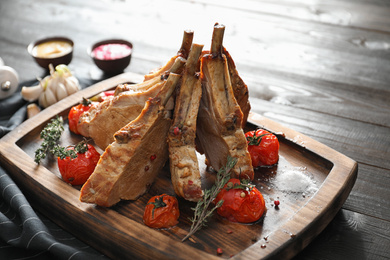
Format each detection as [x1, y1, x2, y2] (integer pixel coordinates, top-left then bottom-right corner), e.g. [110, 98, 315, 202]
[57, 143, 100, 186]
[143, 194, 180, 229]
[215, 178, 266, 223]
[68, 98, 96, 135]
[245, 129, 279, 167]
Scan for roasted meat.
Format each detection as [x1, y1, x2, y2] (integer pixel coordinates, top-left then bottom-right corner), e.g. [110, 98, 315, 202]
[77, 57, 185, 150]
[223, 47, 251, 127]
[196, 23, 254, 180]
[79, 73, 181, 207]
[199, 48, 251, 127]
[144, 30, 193, 81]
[168, 43, 204, 201]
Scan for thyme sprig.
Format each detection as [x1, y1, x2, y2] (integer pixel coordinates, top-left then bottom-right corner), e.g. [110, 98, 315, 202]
[34, 116, 77, 163]
[182, 156, 237, 242]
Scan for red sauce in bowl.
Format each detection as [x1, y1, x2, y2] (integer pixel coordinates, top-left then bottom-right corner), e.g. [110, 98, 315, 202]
[92, 43, 132, 60]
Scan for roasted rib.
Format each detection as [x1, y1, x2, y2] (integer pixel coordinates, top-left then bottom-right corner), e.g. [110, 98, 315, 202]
[144, 30, 193, 81]
[168, 43, 204, 201]
[196, 23, 254, 180]
[79, 73, 181, 207]
[223, 47, 251, 127]
[77, 57, 185, 150]
[198, 48, 251, 127]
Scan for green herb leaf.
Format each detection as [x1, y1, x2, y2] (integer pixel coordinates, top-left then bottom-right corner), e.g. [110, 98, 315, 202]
[34, 116, 77, 163]
[74, 138, 89, 154]
[182, 156, 237, 242]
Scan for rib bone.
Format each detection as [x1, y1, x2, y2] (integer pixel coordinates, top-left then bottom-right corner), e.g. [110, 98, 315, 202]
[144, 30, 194, 81]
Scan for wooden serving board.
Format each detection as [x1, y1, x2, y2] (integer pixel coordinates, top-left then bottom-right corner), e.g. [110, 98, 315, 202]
[0, 72, 357, 259]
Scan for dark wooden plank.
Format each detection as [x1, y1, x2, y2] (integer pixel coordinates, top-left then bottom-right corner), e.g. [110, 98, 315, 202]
[245, 71, 390, 128]
[293, 209, 390, 260]
[2, 0, 390, 88]
[343, 164, 390, 220]
[192, 0, 390, 33]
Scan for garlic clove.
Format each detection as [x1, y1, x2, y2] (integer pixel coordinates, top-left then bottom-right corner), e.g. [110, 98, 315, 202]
[65, 76, 80, 95]
[39, 88, 57, 108]
[21, 84, 43, 102]
[45, 88, 57, 107]
[27, 103, 41, 118]
[46, 75, 59, 93]
[38, 92, 48, 108]
[56, 82, 68, 101]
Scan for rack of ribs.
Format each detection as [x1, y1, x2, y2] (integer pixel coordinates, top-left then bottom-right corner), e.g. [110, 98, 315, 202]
[77, 57, 185, 150]
[196, 23, 254, 180]
[168, 43, 204, 202]
[79, 73, 181, 207]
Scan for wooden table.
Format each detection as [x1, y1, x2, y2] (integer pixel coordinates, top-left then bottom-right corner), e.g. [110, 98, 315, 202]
[0, 0, 389, 259]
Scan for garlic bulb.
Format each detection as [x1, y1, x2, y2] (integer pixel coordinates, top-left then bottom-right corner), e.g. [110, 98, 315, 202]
[21, 64, 80, 108]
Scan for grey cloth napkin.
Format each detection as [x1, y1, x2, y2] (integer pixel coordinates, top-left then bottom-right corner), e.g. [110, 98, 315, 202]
[0, 80, 109, 259]
[0, 167, 108, 260]
[0, 86, 28, 138]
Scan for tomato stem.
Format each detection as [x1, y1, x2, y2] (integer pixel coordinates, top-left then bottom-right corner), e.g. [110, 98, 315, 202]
[246, 132, 270, 146]
[225, 178, 254, 191]
[81, 97, 92, 106]
[147, 195, 167, 218]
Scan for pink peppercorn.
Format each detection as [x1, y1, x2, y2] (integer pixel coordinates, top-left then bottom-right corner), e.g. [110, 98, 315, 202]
[173, 127, 180, 135]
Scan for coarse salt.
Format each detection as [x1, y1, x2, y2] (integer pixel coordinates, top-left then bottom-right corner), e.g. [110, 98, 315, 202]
[274, 168, 318, 194]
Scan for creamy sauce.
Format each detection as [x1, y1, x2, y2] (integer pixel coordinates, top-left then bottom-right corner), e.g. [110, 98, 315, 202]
[92, 43, 132, 60]
[33, 41, 72, 58]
